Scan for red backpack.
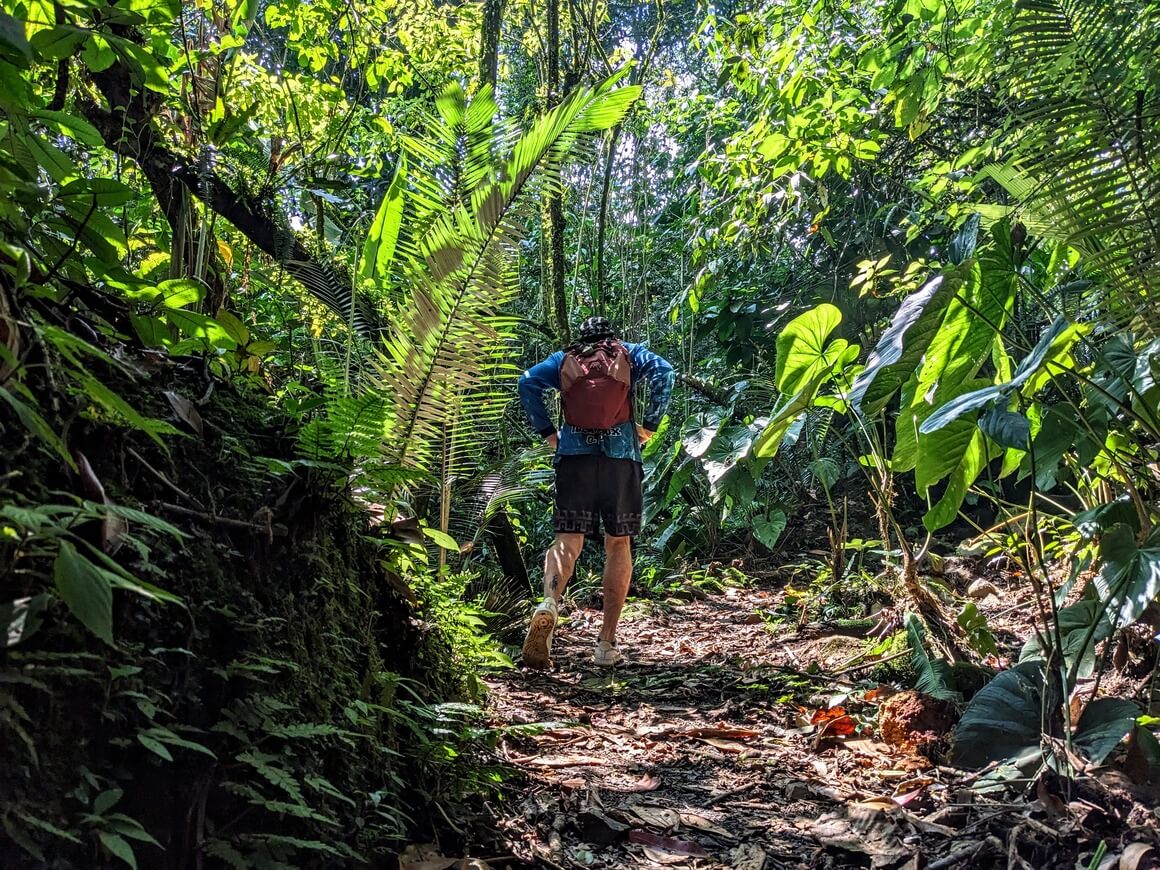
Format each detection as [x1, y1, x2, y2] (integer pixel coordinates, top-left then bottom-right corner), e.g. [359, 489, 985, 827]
[560, 339, 632, 429]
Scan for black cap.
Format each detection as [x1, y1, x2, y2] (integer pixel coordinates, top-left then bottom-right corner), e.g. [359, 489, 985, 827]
[578, 316, 616, 341]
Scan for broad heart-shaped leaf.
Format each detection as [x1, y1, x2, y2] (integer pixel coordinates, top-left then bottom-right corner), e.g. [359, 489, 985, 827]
[710, 463, 755, 505]
[1020, 599, 1115, 682]
[360, 155, 406, 285]
[775, 303, 843, 395]
[850, 273, 960, 417]
[920, 318, 1083, 435]
[752, 510, 786, 550]
[978, 406, 1030, 449]
[923, 426, 995, 532]
[681, 412, 723, 459]
[701, 422, 756, 488]
[53, 540, 114, 645]
[1094, 525, 1160, 626]
[948, 213, 981, 265]
[1073, 698, 1140, 765]
[951, 660, 1046, 769]
[756, 341, 859, 460]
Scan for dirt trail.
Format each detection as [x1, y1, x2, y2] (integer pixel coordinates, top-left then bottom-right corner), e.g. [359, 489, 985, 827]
[436, 575, 1158, 870]
[469, 583, 947, 869]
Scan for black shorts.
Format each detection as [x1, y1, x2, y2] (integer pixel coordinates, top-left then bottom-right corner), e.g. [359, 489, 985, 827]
[553, 455, 643, 537]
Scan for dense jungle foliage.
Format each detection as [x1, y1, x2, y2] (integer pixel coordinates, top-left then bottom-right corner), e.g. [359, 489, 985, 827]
[0, 0, 1158, 864]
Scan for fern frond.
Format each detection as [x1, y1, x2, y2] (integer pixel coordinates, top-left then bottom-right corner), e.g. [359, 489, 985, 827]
[373, 77, 640, 481]
[997, 0, 1160, 336]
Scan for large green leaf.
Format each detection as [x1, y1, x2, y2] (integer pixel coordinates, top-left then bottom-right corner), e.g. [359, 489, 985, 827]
[1020, 598, 1114, 680]
[923, 427, 988, 531]
[850, 273, 960, 416]
[360, 155, 406, 285]
[1094, 525, 1160, 626]
[921, 319, 1084, 434]
[775, 303, 844, 395]
[1073, 698, 1140, 765]
[53, 541, 114, 645]
[951, 660, 1046, 768]
[895, 375, 988, 476]
[701, 422, 756, 487]
[752, 510, 786, 549]
[978, 406, 1030, 449]
[915, 247, 1017, 408]
[754, 345, 859, 459]
[681, 412, 723, 458]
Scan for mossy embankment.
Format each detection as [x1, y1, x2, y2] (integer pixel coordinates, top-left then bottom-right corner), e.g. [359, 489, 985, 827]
[1, 355, 475, 867]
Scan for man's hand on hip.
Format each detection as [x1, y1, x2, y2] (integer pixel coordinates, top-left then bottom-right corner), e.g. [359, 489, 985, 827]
[545, 433, 559, 450]
[636, 425, 654, 445]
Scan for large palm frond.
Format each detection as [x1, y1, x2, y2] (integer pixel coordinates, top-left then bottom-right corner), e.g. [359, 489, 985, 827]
[993, 0, 1160, 335]
[370, 76, 639, 482]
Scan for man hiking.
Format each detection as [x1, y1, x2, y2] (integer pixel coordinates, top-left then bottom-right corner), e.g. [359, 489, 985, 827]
[517, 316, 675, 669]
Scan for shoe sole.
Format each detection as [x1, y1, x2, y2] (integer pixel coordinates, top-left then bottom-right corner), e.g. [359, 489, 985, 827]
[522, 611, 555, 669]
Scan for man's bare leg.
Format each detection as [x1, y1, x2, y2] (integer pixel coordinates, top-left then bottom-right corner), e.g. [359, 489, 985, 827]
[543, 532, 584, 602]
[523, 532, 583, 668]
[598, 534, 632, 644]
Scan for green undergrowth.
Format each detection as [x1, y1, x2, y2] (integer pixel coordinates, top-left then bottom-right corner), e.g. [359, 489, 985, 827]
[1, 364, 501, 868]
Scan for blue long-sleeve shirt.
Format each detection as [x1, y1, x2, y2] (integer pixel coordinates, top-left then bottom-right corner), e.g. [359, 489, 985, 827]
[518, 342, 675, 462]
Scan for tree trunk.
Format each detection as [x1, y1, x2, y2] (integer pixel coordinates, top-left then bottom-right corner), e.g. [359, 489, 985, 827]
[594, 126, 620, 313]
[543, 0, 569, 343]
[479, 0, 505, 90]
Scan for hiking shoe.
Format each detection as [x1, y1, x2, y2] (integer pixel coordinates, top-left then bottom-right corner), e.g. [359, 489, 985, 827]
[594, 640, 624, 667]
[521, 598, 558, 669]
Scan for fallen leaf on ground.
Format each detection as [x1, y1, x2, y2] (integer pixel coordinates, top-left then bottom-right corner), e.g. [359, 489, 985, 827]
[695, 737, 749, 754]
[628, 805, 682, 829]
[640, 846, 691, 865]
[629, 829, 709, 856]
[683, 725, 760, 740]
[612, 773, 661, 792]
[811, 706, 858, 739]
[730, 843, 767, 870]
[399, 844, 490, 870]
[575, 808, 628, 845]
[512, 754, 605, 767]
[678, 811, 732, 838]
[806, 804, 912, 868]
[854, 796, 901, 811]
[1116, 842, 1155, 870]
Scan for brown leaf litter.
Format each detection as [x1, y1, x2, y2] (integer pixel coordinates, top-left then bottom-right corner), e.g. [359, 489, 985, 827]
[422, 568, 1160, 869]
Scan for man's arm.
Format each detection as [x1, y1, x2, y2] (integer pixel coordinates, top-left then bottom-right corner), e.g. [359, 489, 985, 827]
[627, 344, 676, 434]
[518, 352, 565, 441]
